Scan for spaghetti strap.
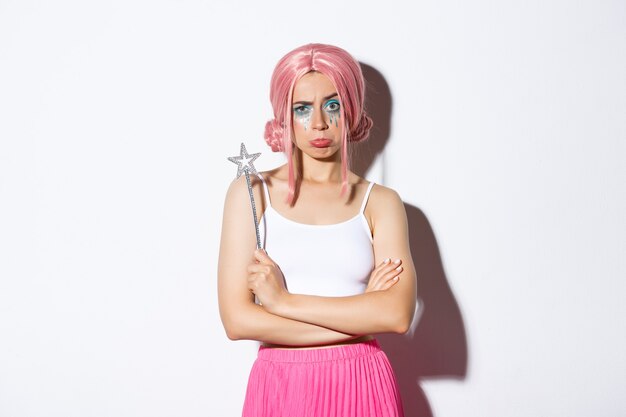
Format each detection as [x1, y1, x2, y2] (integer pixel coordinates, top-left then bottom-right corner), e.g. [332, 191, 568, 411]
[256, 172, 272, 206]
[359, 182, 375, 214]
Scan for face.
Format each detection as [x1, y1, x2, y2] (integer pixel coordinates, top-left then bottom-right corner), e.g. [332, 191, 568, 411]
[291, 71, 343, 160]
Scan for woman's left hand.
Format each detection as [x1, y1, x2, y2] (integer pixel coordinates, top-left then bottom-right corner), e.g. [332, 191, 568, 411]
[247, 248, 289, 313]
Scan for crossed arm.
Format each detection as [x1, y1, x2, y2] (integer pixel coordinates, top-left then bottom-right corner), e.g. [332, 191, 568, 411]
[217, 176, 417, 346]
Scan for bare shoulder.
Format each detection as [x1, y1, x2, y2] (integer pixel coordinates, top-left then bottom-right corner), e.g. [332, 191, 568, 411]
[225, 173, 262, 202]
[224, 172, 268, 222]
[369, 183, 404, 210]
[366, 183, 406, 231]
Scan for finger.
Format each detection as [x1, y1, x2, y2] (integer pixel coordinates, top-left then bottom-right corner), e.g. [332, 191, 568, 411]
[247, 269, 267, 280]
[380, 266, 404, 284]
[370, 271, 400, 291]
[375, 258, 402, 272]
[254, 248, 274, 265]
[367, 258, 402, 291]
[372, 259, 402, 283]
[375, 258, 393, 271]
[374, 265, 403, 287]
[370, 259, 391, 281]
[385, 265, 403, 279]
[382, 276, 400, 290]
[247, 263, 271, 274]
[389, 258, 403, 267]
[369, 263, 390, 287]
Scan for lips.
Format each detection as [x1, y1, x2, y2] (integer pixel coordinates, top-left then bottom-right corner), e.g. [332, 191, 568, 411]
[310, 138, 332, 148]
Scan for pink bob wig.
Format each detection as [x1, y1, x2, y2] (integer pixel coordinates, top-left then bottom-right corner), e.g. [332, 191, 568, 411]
[263, 43, 373, 206]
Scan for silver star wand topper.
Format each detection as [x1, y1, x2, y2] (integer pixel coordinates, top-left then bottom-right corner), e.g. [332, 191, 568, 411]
[227, 143, 262, 249]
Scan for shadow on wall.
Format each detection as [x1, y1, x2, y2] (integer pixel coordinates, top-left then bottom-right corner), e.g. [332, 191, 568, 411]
[353, 63, 468, 417]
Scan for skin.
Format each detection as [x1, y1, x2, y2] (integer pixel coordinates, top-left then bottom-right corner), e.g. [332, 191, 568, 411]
[217, 71, 417, 349]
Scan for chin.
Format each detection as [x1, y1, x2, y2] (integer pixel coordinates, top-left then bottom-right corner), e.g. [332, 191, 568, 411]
[311, 148, 340, 160]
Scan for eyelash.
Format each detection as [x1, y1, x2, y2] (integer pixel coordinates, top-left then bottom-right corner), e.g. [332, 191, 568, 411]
[324, 100, 340, 112]
[293, 100, 340, 115]
[293, 105, 311, 115]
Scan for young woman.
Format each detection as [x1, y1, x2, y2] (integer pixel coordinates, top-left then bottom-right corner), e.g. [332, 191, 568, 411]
[218, 43, 416, 417]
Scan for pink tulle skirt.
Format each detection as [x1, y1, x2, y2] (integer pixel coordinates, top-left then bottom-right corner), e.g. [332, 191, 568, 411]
[241, 338, 404, 417]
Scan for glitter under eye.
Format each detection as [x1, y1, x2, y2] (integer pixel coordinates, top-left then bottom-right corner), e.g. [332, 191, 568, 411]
[293, 105, 313, 130]
[293, 105, 312, 115]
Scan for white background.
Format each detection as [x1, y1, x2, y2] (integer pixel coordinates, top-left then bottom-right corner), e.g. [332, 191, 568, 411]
[1, 1, 624, 416]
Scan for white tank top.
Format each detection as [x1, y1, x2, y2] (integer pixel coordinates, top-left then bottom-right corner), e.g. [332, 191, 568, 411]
[257, 173, 375, 298]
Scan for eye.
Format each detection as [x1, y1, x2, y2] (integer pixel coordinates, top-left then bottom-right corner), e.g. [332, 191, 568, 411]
[324, 100, 340, 112]
[293, 105, 311, 115]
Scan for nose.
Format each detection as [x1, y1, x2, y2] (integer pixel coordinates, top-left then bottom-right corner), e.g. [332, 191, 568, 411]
[311, 107, 328, 131]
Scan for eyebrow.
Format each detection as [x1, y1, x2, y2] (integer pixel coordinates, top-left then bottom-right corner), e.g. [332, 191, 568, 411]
[292, 93, 339, 106]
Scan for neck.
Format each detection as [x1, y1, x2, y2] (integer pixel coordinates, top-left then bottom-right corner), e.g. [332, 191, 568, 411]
[294, 149, 343, 184]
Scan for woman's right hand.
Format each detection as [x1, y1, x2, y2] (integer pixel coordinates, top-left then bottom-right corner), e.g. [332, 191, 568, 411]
[365, 258, 403, 293]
